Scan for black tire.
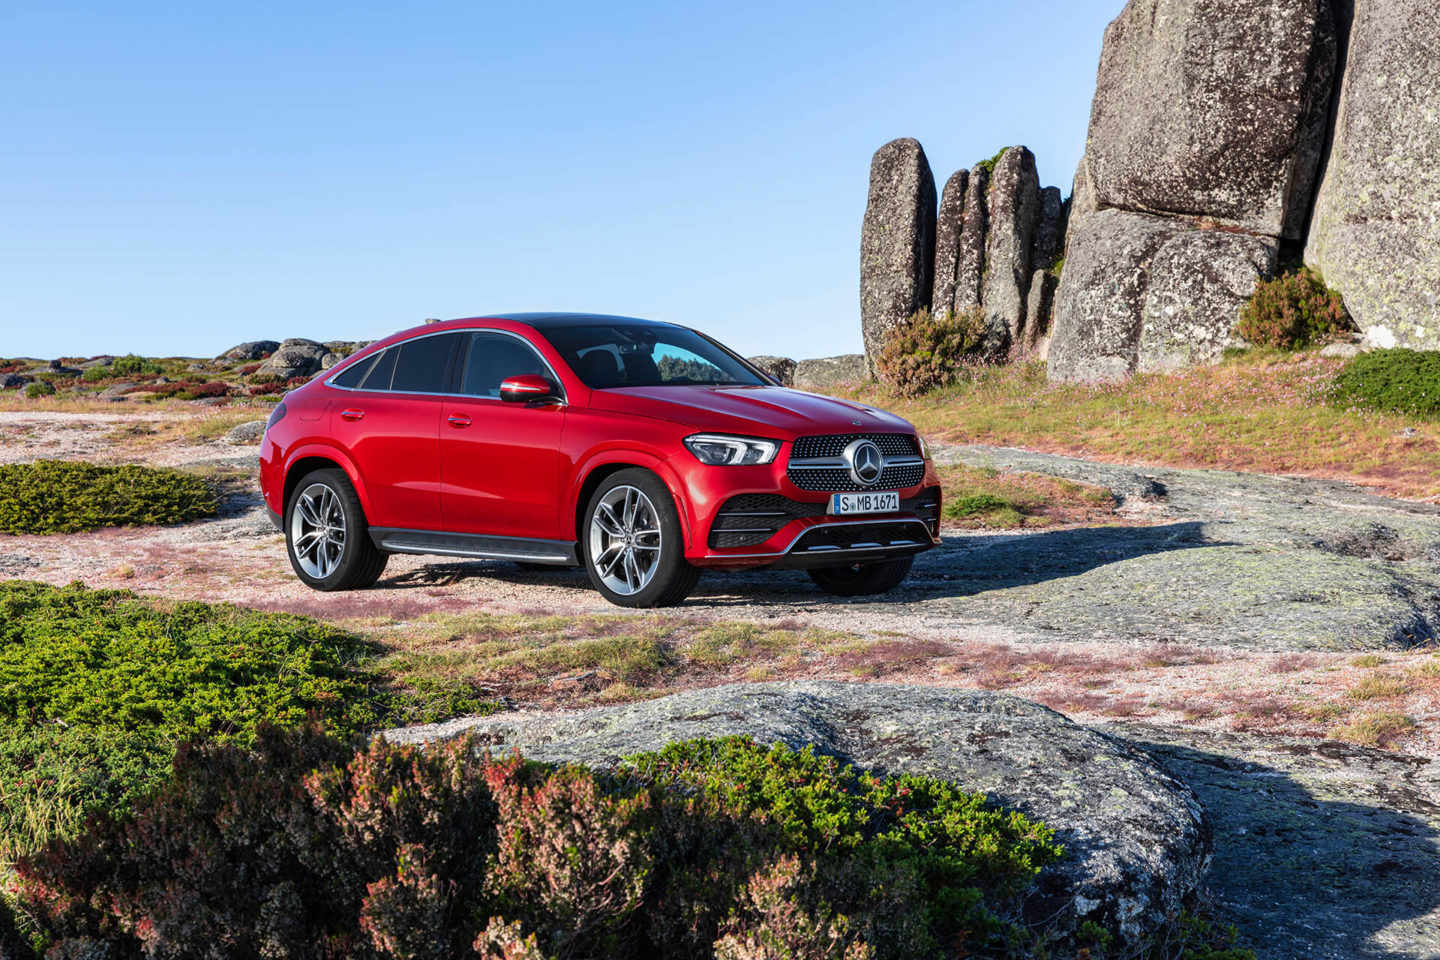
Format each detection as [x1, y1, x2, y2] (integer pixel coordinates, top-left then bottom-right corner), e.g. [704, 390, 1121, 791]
[581, 468, 700, 608]
[284, 467, 388, 592]
[807, 557, 913, 597]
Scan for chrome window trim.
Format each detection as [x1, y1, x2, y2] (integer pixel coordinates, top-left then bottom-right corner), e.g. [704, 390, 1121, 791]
[323, 327, 568, 404]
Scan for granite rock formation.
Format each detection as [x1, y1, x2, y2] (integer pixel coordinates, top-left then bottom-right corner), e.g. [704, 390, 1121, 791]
[859, 138, 936, 377]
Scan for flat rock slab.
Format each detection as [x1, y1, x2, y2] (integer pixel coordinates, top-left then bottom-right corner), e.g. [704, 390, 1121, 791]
[1103, 722, 1440, 959]
[921, 446, 1440, 651]
[388, 680, 1211, 953]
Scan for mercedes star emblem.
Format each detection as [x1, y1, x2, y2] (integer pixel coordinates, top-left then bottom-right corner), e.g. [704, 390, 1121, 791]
[842, 439, 885, 486]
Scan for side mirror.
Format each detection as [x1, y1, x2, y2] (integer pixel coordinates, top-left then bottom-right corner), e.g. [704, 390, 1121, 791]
[499, 374, 559, 403]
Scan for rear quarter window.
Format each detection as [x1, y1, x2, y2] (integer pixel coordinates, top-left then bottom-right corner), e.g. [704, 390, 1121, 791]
[390, 334, 461, 393]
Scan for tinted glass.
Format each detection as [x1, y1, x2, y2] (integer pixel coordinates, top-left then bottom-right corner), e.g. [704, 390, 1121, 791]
[541, 324, 764, 389]
[359, 348, 397, 390]
[459, 332, 551, 398]
[390, 333, 461, 393]
[330, 353, 377, 388]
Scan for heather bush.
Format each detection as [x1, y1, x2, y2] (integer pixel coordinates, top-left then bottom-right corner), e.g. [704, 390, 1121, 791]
[1235, 267, 1350, 349]
[1330, 348, 1440, 420]
[110, 354, 160, 376]
[876, 308, 987, 398]
[0, 460, 218, 534]
[249, 381, 288, 396]
[9, 733, 1063, 960]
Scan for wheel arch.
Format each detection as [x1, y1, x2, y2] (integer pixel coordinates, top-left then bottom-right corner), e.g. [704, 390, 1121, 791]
[569, 454, 692, 549]
[282, 446, 371, 521]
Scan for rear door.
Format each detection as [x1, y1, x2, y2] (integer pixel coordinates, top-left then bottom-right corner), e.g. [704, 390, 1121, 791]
[440, 330, 567, 539]
[328, 332, 461, 531]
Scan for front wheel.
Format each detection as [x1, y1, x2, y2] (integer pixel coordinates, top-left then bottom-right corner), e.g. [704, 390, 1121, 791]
[285, 468, 388, 591]
[808, 557, 913, 597]
[582, 469, 700, 608]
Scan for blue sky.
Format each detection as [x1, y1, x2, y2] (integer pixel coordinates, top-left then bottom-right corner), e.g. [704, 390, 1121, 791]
[1, 1, 1118, 360]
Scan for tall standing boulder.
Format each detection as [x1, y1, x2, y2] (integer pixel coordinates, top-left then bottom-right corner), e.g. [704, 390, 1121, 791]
[1030, 186, 1065, 272]
[982, 147, 1041, 352]
[1083, 0, 1337, 239]
[860, 138, 937, 377]
[930, 169, 969, 321]
[1050, 0, 1336, 381]
[1305, 0, 1440, 350]
[953, 165, 990, 313]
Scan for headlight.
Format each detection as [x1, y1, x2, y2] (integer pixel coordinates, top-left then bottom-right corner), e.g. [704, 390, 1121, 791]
[683, 434, 779, 466]
[917, 433, 931, 460]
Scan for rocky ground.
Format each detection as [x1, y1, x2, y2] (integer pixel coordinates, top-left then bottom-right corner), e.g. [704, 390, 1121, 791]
[1, 408, 1437, 956]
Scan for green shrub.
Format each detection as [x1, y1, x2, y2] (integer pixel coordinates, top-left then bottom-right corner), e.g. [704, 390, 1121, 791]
[876, 307, 987, 398]
[79, 366, 111, 382]
[0, 581, 387, 744]
[22, 382, 54, 399]
[109, 354, 160, 376]
[10, 731, 1062, 960]
[1330, 348, 1440, 419]
[1235, 267, 1351, 349]
[0, 460, 219, 534]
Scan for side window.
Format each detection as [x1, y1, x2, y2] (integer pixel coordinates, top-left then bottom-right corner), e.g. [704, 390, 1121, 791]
[458, 332, 550, 398]
[359, 348, 397, 390]
[390, 333, 462, 394]
[330, 353, 377, 389]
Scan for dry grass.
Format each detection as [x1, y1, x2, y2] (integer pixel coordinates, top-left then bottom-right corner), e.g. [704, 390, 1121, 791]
[1346, 673, 1414, 701]
[1332, 711, 1418, 749]
[843, 350, 1440, 501]
[937, 464, 1118, 529]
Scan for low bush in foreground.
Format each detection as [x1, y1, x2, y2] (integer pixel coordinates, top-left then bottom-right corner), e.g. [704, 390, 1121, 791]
[1330, 348, 1440, 420]
[876, 307, 988, 398]
[0, 459, 219, 534]
[8, 731, 1061, 960]
[1235, 267, 1350, 349]
[0, 581, 390, 866]
[22, 382, 54, 399]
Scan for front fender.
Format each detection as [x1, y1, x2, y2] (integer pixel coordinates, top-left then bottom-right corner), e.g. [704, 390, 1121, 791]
[567, 447, 694, 549]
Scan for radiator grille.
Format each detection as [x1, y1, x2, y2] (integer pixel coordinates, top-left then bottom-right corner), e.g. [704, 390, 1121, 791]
[791, 433, 918, 460]
[788, 462, 926, 493]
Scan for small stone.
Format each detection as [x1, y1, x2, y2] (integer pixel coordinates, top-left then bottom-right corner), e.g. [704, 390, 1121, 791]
[223, 421, 267, 445]
[1320, 342, 1363, 359]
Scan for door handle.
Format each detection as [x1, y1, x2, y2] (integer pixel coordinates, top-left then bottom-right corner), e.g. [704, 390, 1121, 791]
[339, 408, 365, 421]
[447, 414, 472, 428]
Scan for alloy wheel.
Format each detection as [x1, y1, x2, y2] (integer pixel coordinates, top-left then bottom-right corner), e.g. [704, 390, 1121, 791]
[291, 481, 347, 579]
[588, 484, 663, 596]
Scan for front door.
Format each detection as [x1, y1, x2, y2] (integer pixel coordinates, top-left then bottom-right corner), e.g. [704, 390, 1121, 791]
[440, 330, 567, 539]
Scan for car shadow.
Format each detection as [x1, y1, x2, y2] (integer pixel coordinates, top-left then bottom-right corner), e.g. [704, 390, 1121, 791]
[377, 522, 1225, 608]
[1115, 727, 1440, 958]
[693, 521, 1223, 605]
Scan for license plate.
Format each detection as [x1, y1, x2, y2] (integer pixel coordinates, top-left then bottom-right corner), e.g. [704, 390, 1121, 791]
[829, 491, 900, 515]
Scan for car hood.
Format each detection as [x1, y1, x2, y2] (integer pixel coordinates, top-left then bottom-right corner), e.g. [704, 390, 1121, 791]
[588, 384, 915, 438]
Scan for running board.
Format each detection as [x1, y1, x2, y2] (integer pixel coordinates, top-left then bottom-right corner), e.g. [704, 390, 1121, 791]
[368, 528, 579, 566]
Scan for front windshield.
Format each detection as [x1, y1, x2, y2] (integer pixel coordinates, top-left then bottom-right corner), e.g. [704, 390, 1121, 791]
[541, 323, 767, 389]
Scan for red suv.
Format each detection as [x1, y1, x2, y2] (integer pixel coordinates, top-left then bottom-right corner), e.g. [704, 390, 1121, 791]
[259, 314, 941, 607]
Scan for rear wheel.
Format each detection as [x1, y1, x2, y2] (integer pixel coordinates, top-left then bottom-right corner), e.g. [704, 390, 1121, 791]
[807, 557, 913, 597]
[582, 469, 699, 608]
[285, 468, 388, 591]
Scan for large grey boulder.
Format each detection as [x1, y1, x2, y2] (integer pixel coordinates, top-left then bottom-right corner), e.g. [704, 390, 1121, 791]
[0, 372, 32, 390]
[222, 340, 280, 361]
[1084, 0, 1337, 239]
[746, 355, 796, 387]
[982, 147, 1042, 352]
[255, 338, 329, 380]
[793, 354, 867, 392]
[1305, 0, 1440, 350]
[930, 168, 969, 319]
[954, 164, 989, 312]
[1138, 230, 1279, 371]
[1050, 210, 1184, 382]
[1051, 211, 1278, 381]
[388, 682, 1211, 954]
[859, 138, 936, 376]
